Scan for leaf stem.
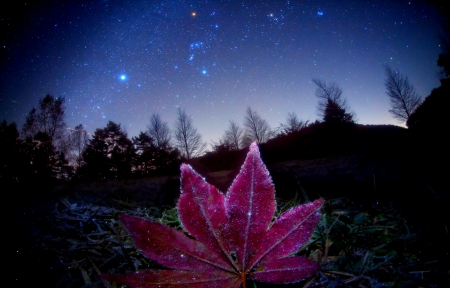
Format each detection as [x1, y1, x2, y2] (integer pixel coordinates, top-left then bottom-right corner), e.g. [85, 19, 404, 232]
[240, 273, 246, 288]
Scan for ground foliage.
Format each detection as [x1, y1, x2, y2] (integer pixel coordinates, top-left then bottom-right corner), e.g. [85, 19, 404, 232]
[6, 127, 449, 287]
[7, 182, 448, 287]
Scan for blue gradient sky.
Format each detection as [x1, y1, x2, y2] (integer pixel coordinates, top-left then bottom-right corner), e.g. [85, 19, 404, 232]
[0, 0, 444, 146]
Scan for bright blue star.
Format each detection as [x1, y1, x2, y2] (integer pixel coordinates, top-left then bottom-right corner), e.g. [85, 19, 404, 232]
[119, 74, 127, 81]
[317, 11, 324, 16]
[201, 69, 207, 75]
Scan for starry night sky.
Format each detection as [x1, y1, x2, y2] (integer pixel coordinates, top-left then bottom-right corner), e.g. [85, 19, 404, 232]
[0, 0, 444, 145]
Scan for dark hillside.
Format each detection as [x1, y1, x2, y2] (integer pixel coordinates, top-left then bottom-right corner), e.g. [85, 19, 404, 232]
[5, 123, 449, 287]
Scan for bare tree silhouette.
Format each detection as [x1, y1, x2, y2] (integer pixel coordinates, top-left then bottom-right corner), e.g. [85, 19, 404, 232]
[22, 94, 66, 147]
[147, 113, 171, 149]
[383, 65, 422, 123]
[243, 107, 273, 144]
[173, 108, 206, 159]
[277, 112, 309, 135]
[70, 124, 89, 168]
[221, 120, 244, 150]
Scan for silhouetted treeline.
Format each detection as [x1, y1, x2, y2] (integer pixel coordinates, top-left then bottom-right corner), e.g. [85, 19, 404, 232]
[3, 25, 450, 184]
[192, 121, 412, 174]
[0, 119, 180, 186]
[0, 120, 71, 184]
[78, 121, 180, 180]
[408, 79, 450, 132]
[1, 85, 447, 184]
[407, 78, 450, 164]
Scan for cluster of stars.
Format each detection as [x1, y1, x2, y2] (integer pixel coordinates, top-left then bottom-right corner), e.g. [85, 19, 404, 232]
[0, 0, 442, 144]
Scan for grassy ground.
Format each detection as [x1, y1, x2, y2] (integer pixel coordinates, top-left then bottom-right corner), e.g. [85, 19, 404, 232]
[6, 177, 448, 287]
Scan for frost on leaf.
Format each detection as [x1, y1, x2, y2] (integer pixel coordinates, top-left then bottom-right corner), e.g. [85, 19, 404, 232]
[101, 142, 324, 288]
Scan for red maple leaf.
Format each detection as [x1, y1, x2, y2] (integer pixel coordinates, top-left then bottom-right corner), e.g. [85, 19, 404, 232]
[102, 142, 324, 287]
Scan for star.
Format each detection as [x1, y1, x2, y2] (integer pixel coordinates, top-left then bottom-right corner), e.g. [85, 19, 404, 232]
[0, 0, 441, 147]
